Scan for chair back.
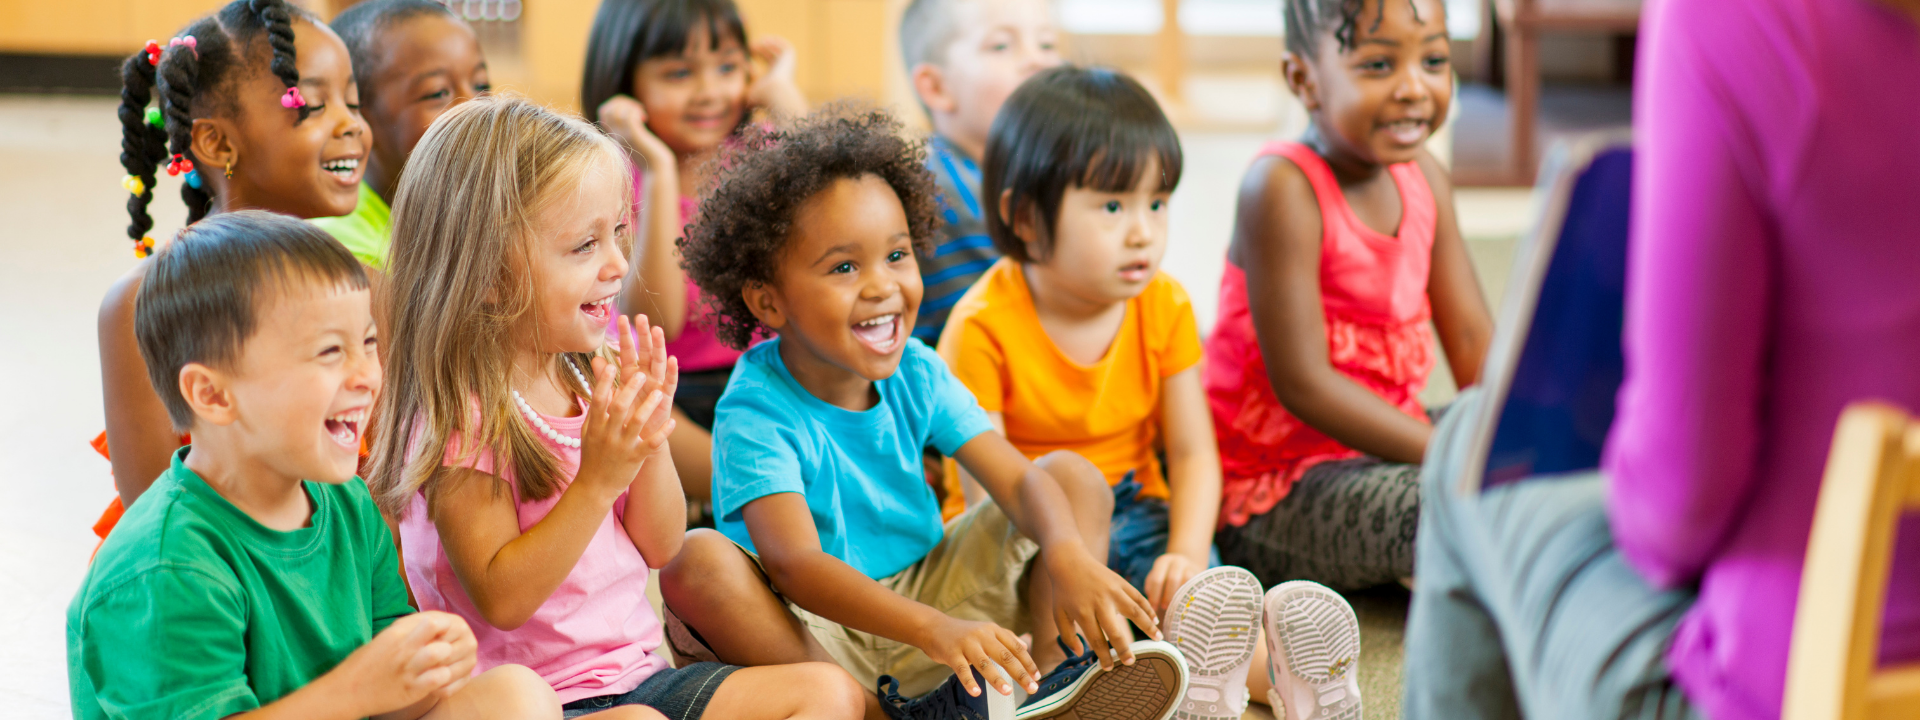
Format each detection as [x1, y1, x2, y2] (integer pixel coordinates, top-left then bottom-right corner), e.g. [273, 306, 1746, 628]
[1786, 403, 1920, 720]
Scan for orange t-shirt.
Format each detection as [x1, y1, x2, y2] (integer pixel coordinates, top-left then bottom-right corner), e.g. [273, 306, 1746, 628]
[937, 259, 1203, 514]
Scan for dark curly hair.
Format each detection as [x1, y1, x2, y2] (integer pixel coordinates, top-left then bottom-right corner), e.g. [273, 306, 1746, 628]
[679, 105, 940, 350]
[1285, 0, 1428, 56]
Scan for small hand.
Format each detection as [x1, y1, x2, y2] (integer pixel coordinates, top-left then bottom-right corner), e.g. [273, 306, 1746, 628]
[578, 315, 673, 496]
[1144, 552, 1207, 615]
[616, 313, 680, 433]
[336, 612, 476, 716]
[744, 36, 803, 117]
[1046, 546, 1161, 670]
[597, 95, 675, 168]
[916, 617, 1040, 697]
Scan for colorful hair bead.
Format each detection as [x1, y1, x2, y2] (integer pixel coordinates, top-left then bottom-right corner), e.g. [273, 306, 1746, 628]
[144, 106, 163, 128]
[144, 40, 162, 66]
[184, 169, 202, 189]
[280, 87, 308, 109]
[133, 236, 155, 259]
[165, 154, 194, 177]
[121, 175, 146, 196]
[168, 36, 197, 58]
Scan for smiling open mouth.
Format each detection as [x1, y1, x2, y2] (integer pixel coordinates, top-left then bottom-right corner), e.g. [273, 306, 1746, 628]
[323, 157, 359, 181]
[852, 313, 901, 354]
[582, 293, 616, 323]
[1381, 118, 1429, 145]
[324, 408, 366, 449]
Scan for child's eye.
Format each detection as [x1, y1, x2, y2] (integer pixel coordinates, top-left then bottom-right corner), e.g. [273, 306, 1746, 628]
[575, 238, 599, 254]
[718, 62, 739, 74]
[1104, 200, 1122, 213]
[319, 344, 342, 359]
[830, 261, 855, 274]
[476, 83, 494, 93]
[424, 88, 451, 101]
[1358, 58, 1392, 74]
[1424, 54, 1451, 71]
[666, 68, 693, 80]
[887, 249, 909, 263]
[364, 336, 379, 351]
[1150, 199, 1166, 212]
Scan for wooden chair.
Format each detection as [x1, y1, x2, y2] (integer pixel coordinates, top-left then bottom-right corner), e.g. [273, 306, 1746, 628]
[1489, 0, 1641, 185]
[1785, 403, 1920, 720]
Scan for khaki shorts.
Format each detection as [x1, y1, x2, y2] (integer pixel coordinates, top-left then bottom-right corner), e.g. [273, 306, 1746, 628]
[665, 500, 1041, 697]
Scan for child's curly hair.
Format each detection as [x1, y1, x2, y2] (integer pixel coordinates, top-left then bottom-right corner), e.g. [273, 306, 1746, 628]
[680, 105, 940, 350]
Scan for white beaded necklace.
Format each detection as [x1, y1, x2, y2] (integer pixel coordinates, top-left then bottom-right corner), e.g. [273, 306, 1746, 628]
[511, 355, 592, 449]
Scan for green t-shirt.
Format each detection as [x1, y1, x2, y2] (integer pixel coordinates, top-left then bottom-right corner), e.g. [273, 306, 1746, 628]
[67, 447, 414, 719]
[312, 182, 393, 268]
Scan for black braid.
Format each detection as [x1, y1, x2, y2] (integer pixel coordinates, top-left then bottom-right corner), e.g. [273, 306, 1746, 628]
[1284, 0, 1425, 56]
[117, 52, 168, 244]
[249, 0, 311, 122]
[158, 32, 215, 224]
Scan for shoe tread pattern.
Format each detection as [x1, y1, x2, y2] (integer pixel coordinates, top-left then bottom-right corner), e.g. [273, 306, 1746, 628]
[1165, 570, 1262, 678]
[1026, 656, 1179, 720]
[1279, 592, 1360, 686]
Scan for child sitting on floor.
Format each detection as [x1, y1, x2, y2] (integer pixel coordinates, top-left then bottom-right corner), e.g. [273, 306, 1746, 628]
[367, 94, 864, 720]
[67, 211, 557, 720]
[660, 106, 1187, 720]
[896, 0, 1063, 344]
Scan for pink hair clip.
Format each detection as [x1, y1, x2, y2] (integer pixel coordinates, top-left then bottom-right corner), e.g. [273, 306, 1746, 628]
[280, 87, 307, 109]
[168, 36, 197, 58]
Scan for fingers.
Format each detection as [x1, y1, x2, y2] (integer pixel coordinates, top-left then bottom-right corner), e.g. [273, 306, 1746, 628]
[992, 627, 1039, 693]
[1122, 581, 1163, 640]
[588, 356, 616, 424]
[1076, 609, 1117, 669]
[947, 651, 983, 697]
[1145, 561, 1172, 614]
[1054, 608, 1084, 656]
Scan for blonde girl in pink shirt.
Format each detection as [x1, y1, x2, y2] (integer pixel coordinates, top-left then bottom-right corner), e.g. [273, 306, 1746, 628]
[366, 94, 863, 720]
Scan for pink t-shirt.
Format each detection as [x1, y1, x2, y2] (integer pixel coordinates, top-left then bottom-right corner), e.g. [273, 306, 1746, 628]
[400, 406, 668, 703]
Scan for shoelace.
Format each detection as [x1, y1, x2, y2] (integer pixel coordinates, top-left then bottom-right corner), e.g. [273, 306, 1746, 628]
[875, 672, 989, 720]
[1028, 636, 1100, 700]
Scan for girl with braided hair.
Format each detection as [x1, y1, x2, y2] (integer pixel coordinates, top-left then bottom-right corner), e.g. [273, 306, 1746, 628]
[96, 0, 371, 541]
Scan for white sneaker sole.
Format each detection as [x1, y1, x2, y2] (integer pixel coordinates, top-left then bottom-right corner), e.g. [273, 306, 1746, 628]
[1263, 581, 1362, 720]
[1016, 640, 1189, 720]
[1162, 567, 1264, 720]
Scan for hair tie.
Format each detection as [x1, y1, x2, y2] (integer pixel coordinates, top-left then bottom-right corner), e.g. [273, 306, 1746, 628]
[166, 154, 194, 177]
[144, 40, 162, 66]
[144, 106, 163, 128]
[183, 169, 202, 189]
[133, 236, 155, 259]
[121, 175, 146, 196]
[168, 36, 197, 58]
[280, 87, 307, 109]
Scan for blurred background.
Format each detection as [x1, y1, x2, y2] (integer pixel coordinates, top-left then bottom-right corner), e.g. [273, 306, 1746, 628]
[0, 0, 1636, 716]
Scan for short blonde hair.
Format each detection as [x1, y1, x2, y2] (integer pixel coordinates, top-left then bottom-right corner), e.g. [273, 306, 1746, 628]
[368, 93, 627, 517]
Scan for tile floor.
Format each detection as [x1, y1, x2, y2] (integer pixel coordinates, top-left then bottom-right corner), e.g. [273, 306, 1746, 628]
[0, 93, 1535, 718]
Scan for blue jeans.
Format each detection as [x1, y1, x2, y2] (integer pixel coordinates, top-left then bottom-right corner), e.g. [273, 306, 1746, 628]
[1107, 473, 1219, 594]
[1403, 388, 1702, 720]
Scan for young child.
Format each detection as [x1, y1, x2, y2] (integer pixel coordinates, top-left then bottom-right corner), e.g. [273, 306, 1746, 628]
[95, 0, 371, 540]
[316, 0, 490, 270]
[941, 64, 1282, 719]
[662, 106, 1187, 720]
[580, 0, 808, 514]
[898, 0, 1063, 345]
[1208, 0, 1492, 590]
[68, 211, 557, 720]
[367, 94, 863, 720]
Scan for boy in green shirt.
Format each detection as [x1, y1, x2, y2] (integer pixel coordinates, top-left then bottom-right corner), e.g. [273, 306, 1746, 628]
[67, 212, 559, 720]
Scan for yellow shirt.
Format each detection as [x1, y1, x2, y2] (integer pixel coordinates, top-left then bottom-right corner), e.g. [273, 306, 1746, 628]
[937, 259, 1203, 516]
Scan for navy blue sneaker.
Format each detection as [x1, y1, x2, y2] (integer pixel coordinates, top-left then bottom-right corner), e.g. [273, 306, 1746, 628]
[877, 669, 993, 720]
[1016, 637, 1189, 719]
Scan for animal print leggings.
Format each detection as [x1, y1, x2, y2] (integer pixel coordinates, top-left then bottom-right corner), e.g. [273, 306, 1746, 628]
[1214, 456, 1422, 591]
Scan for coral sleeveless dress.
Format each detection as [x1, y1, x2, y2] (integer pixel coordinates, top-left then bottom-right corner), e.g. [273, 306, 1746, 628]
[1205, 141, 1437, 528]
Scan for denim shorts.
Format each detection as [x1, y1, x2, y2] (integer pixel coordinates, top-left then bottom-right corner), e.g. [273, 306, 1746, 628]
[560, 662, 740, 719]
[1107, 472, 1220, 593]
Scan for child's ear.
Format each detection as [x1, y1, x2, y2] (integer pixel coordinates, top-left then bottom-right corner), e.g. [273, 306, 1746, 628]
[911, 63, 958, 117]
[190, 118, 239, 181]
[179, 362, 239, 427]
[1281, 51, 1320, 111]
[741, 282, 787, 332]
[998, 189, 1043, 257]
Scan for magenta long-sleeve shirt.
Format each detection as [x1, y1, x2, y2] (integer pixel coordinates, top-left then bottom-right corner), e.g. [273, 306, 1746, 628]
[1603, 1, 1920, 718]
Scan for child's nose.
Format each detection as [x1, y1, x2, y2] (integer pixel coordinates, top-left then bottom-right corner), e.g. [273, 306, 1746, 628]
[348, 346, 382, 394]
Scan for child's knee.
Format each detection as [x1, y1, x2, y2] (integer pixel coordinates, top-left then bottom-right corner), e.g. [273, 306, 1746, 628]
[465, 664, 560, 719]
[662, 529, 748, 592]
[585, 706, 667, 720]
[1036, 450, 1112, 516]
[793, 662, 867, 716]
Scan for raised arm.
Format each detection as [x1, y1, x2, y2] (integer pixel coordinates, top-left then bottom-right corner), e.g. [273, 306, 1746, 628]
[1236, 155, 1432, 463]
[1602, 0, 1773, 588]
[599, 96, 690, 340]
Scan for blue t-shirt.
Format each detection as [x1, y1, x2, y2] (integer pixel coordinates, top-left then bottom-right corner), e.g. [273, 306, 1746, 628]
[712, 338, 994, 579]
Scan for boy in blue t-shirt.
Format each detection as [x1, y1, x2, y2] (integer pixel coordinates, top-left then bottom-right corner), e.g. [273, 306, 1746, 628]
[659, 110, 1189, 720]
[66, 212, 557, 720]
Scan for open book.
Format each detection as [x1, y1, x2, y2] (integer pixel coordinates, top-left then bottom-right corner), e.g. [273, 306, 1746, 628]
[1457, 133, 1635, 494]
